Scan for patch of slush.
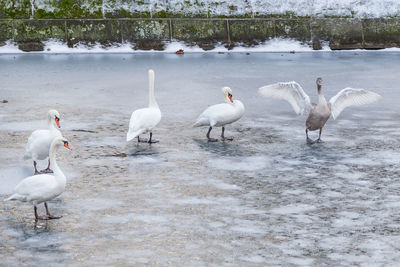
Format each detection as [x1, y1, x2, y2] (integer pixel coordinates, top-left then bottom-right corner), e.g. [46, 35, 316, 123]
[69, 198, 123, 211]
[270, 204, 316, 214]
[102, 213, 168, 224]
[173, 197, 216, 205]
[239, 255, 266, 264]
[189, 178, 241, 190]
[208, 156, 270, 171]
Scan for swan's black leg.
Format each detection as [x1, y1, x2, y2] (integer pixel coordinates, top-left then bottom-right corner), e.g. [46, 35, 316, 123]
[34, 205, 50, 220]
[306, 129, 315, 144]
[34, 161, 40, 175]
[148, 132, 159, 143]
[34, 206, 39, 220]
[44, 202, 62, 220]
[316, 128, 323, 143]
[221, 127, 233, 141]
[41, 159, 53, 174]
[207, 127, 218, 142]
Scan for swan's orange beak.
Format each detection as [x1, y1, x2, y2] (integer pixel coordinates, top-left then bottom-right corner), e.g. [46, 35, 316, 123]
[55, 117, 60, 128]
[228, 95, 233, 103]
[64, 141, 71, 150]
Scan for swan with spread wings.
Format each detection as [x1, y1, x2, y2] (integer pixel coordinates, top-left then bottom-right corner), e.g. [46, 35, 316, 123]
[258, 77, 381, 144]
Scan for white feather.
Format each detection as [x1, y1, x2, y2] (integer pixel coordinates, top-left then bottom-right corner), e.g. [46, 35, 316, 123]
[258, 81, 312, 115]
[329, 88, 382, 120]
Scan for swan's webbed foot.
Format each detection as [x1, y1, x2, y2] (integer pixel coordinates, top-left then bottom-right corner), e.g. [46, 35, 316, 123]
[137, 136, 148, 143]
[40, 168, 53, 174]
[146, 132, 159, 144]
[316, 138, 323, 143]
[34, 170, 40, 175]
[220, 127, 233, 142]
[41, 202, 62, 220]
[47, 215, 63, 220]
[35, 215, 62, 220]
[306, 137, 316, 144]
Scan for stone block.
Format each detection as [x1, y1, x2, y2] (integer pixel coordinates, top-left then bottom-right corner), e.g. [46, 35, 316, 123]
[0, 20, 13, 41]
[363, 18, 400, 49]
[172, 19, 227, 42]
[275, 19, 311, 41]
[13, 19, 66, 42]
[120, 19, 170, 41]
[229, 19, 274, 43]
[66, 19, 121, 45]
[311, 18, 363, 50]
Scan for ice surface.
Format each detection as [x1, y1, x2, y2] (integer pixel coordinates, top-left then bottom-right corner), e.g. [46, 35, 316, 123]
[0, 52, 399, 265]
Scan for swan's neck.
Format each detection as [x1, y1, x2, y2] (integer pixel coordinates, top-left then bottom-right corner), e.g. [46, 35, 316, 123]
[149, 84, 158, 108]
[49, 144, 65, 180]
[48, 116, 56, 130]
[148, 72, 158, 109]
[317, 86, 327, 105]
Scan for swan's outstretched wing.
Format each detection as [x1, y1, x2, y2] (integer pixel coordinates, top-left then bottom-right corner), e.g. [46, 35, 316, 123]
[329, 88, 382, 120]
[258, 81, 312, 115]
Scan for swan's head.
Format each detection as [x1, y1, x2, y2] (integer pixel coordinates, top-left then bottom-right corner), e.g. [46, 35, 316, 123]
[222, 87, 233, 103]
[316, 77, 323, 86]
[52, 136, 71, 150]
[48, 109, 61, 128]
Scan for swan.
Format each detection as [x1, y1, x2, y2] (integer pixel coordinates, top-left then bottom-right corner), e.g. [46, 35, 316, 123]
[5, 136, 71, 220]
[258, 77, 382, 144]
[127, 69, 161, 143]
[24, 109, 62, 174]
[194, 87, 245, 142]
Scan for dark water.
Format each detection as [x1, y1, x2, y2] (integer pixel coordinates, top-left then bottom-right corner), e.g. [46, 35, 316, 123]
[0, 52, 399, 265]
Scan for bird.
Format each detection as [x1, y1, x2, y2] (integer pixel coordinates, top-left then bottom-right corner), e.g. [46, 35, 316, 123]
[5, 136, 71, 220]
[258, 77, 382, 144]
[127, 69, 162, 143]
[24, 109, 62, 174]
[194, 87, 245, 142]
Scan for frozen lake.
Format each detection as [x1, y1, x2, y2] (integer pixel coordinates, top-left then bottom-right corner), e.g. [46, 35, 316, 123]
[0, 52, 399, 265]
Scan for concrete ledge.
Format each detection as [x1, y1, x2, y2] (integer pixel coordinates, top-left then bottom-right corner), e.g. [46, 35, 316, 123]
[1, 18, 400, 51]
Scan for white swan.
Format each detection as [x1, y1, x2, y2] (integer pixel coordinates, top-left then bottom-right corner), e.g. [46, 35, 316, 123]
[127, 69, 161, 143]
[5, 136, 71, 220]
[259, 77, 382, 143]
[24, 109, 62, 174]
[194, 87, 245, 142]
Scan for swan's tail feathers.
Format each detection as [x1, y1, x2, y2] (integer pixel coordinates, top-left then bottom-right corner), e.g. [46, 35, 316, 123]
[193, 117, 209, 127]
[126, 132, 136, 142]
[4, 195, 15, 202]
[126, 128, 144, 142]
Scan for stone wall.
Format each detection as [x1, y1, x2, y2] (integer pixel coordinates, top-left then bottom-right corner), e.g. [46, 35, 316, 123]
[1, 18, 400, 51]
[1, 1, 399, 51]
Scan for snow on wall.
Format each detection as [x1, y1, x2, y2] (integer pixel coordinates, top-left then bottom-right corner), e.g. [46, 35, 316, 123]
[23, 0, 400, 19]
